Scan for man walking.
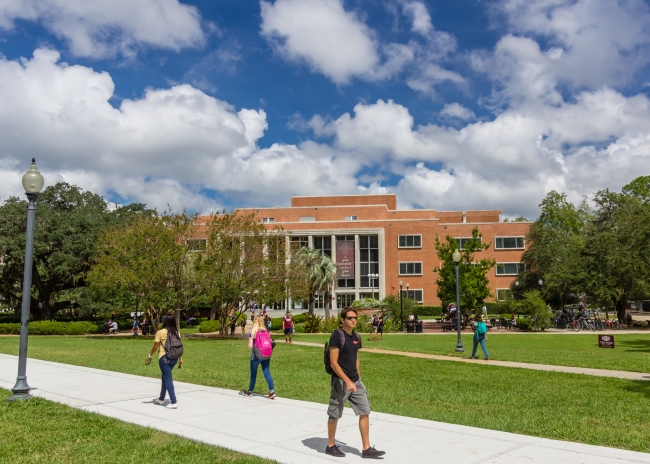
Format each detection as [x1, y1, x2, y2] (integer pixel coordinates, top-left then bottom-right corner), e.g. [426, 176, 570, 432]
[283, 311, 294, 343]
[326, 308, 385, 459]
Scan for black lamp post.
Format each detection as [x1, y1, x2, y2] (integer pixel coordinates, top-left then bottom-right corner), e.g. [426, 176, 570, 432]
[453, 249, 464, 352]
[399, 280, 403, 332]
[8, 159, 44, 402]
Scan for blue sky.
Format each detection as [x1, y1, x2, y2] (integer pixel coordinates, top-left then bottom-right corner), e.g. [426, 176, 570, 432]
[0, 0, 649, 218]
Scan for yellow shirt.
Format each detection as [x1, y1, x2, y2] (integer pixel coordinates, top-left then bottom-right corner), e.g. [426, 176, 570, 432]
[154, 328, 168, 359]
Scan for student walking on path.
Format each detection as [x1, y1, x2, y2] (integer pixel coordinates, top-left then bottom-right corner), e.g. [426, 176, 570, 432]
[470, 315, 489, 360]
[326, 307, 385, 459]
[283, 311, 294, 343]
[245, 315, 276, 399]
[146, 314, 184, 409]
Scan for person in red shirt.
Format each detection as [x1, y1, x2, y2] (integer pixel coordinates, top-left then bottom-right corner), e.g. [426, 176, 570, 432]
[283, 311, 295, 343]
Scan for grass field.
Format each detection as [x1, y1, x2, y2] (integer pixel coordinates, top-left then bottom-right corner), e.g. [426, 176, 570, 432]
[0, 335, 649, 453]
[291, 332, 650, 372]
[0, 387, 272, 464]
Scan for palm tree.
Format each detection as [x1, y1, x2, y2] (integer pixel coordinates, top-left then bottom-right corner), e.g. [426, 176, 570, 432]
[294, 247, 338, 317]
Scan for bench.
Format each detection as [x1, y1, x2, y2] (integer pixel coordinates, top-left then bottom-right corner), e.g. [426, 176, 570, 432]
[440, 322, 454, 332]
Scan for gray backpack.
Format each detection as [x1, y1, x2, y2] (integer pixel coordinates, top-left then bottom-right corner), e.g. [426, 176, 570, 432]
[164, 331, 184, 361]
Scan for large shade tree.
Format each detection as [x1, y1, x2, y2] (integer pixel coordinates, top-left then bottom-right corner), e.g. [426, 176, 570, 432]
[0, 182, 148, 320]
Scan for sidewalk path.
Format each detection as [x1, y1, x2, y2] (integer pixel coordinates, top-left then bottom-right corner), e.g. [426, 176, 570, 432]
[291, 341, 650, 381]
[1, 353, 649, 463]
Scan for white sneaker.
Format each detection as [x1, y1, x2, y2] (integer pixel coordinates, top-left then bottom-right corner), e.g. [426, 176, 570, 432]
[153, 398, 165, 406]
[166, 403, 178, 409]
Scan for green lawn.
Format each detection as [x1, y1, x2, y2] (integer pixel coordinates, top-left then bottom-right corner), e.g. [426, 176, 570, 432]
[0, 387, 272, 464]
[291, 332, 650, 372]
[0, 336, 649, 453]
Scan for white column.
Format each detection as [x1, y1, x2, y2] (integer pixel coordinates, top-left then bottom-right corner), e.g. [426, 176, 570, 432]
[354, 234, 360, 300]
[308, 235, 313, 248]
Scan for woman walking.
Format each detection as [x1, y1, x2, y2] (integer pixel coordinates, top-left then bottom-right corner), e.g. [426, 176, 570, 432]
[470, 315, 489, 360]
[245, 315, 276, 399]
[146, 314, 183, 409]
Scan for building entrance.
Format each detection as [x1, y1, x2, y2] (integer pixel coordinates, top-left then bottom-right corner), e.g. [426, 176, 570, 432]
[336, 293, 355, 309]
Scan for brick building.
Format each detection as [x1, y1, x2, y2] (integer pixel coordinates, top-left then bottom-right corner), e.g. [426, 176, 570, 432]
[239, 194, 531, 309]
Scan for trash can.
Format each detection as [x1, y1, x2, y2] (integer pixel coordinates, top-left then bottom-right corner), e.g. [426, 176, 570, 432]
[415, 321, 423, 333]
[406, 322, 415, 333]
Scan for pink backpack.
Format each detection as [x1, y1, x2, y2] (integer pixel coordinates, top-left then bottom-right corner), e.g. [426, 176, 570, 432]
[254, 330, 273, 360]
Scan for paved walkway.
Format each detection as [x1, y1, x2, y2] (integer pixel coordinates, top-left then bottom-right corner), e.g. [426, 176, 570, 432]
[1, 353, 649, 463]
[289, 341, 650, 381]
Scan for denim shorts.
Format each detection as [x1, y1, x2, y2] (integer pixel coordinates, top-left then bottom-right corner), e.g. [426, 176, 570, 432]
[327, 377, 371, 421]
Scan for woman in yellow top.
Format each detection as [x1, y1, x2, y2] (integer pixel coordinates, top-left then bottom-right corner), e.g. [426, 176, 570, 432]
[146, 315, 183, 409]
[245, 315, 275, 399]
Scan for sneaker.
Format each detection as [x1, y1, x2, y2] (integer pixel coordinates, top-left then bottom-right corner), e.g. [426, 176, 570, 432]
[153, 398, 165, 405]
[325, 445, 346, 457]
[268, 391, 276, 400]
[362, 446, 386, 459]
[165, 403, 177, 409]
[244, 390, 253, 397]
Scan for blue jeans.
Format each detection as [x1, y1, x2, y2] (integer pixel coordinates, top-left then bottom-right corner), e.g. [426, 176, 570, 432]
[249, 357, 274, 392]
[159, 355, 178, 404]
[472, 335, 489, 358]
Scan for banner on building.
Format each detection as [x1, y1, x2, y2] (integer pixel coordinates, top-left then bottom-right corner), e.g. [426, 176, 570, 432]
[337, 241, 354, 279]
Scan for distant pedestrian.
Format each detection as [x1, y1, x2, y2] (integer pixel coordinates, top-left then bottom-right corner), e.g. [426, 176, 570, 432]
[482, 305, 488, 319]
[245, 315, 276, 399]
[369, 313, 379, 341]
[325, 308, 385, 459]
[376, 314, 384, 340]
[141, 317, 149, 336]
[229, 317, 237, 335]
[470, 315, 489, 360]
[283, 312, 294, 343]
[111, 320, 118, 335]
[240, 316, 246, 335]
[146, 314, 183, 409]
[132, 317, 139, 336]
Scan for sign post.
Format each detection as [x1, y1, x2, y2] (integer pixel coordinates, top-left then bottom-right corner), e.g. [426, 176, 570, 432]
[598, 335, 615, 348]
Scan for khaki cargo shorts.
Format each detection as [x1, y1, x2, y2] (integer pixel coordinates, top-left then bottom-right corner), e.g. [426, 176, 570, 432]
[327, 377, 371, 422]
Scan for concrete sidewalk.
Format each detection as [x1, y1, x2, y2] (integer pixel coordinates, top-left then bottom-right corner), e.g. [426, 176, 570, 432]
[1, 353, 648, 464]
[290, 341, 650, 381]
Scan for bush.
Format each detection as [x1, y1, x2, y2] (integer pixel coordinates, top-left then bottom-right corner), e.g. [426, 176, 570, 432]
[291, 313, 308, 324]
[293, 323, 305, 333]
[270, 318, 283, 331]
[321, 316, 340, 333]
[413, 306, 442, 316]
[352, 298, 380, 309]
[304, 314, 323, 333]
[199, 320, 220, 333]
[0, 321, 100, 335]
[357, 315, 371, 332]
[516, 318, 532, 331]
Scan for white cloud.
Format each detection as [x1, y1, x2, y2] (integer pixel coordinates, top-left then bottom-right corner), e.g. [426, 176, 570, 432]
[0, 0, 206, 58]
[0, 49, 363, 211]
[439, 103, 476, 121]
[402, 1, 433, 35]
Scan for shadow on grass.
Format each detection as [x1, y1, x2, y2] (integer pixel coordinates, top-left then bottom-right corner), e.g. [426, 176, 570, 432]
[617, 339, 650, 353]
[621, 379, 650, 398]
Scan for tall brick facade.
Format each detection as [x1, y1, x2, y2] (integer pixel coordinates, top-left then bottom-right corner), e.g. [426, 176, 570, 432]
[238, 194, 530, 308]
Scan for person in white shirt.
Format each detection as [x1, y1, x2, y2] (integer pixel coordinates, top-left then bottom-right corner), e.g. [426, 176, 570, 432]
[482, 305, 488, 319]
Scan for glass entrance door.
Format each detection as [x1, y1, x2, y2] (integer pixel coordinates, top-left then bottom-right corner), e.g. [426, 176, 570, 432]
[336, 294, 355, 309]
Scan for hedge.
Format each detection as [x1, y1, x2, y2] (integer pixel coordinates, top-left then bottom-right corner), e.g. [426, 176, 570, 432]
[413, 306, 442, 316]
[199, 320, 220, 333]
[0, 321, 100, 335]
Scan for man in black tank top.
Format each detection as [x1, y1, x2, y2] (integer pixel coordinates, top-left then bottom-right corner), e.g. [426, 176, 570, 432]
[325, 308, 385, 459]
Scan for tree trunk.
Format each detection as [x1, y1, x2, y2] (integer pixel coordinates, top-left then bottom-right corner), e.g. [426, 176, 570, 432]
[174, 303, 181, 331]
[616, 294, 627, 322]
[308, 295, 314, 316]
[210, 301, 217, 320]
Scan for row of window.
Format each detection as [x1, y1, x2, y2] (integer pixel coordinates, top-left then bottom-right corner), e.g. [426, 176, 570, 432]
[263, 216, 359, 223]
[398, 234, 524, 250]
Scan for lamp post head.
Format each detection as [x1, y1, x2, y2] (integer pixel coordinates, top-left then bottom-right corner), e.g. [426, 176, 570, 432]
[515, 281, 519, 287]
[399, 280, 403, 287]
[22, 159, 44, 194]
[539, 279, 543, 286]
[452, 249, 461, 263]
[406, 283, 409, 289]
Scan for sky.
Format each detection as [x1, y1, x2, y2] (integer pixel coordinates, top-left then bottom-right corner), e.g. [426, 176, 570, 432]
[0, 0, 649, 219]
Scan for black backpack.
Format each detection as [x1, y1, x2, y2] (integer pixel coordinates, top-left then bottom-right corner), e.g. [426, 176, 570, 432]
[164, 331, 184, 361]
[324, 328, 359, 375]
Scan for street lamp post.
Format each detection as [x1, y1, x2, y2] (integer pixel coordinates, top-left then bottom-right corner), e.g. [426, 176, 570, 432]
[453, 249, 464, 352]
[399, 281, 403, 332]
[8, 159, 44, 402]
[369, 273, 378, 301]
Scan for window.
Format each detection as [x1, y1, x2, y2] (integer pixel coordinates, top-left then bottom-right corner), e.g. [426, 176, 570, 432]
[495, 237, 525, 249]
[359, 235, 379, 288]
[290, 236, 308, 250]
[186, 239, 207, 252]
[336, 293, 355, 309]
[398, 235, 422, 248]
[313, 236, 332, 258]
[400, 289, 423, 303]
[345, 215, 358, 221]
[399, 262, 422, 275]
[336, 235, 355, 288]
[299, 216, 316, 222]
[455, 237, 482, 250]
[262, 217, 274, 223]
[496, 262, 524, 275]
[496, 288, 512, 301]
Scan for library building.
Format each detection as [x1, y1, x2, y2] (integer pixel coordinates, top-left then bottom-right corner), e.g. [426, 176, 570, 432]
[240, 194, 531, 309]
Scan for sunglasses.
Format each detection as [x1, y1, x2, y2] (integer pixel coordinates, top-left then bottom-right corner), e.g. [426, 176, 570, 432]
[345, 316, 358, 321]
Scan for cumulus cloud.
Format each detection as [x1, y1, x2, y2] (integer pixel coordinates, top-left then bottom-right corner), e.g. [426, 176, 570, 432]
[0, 0, 206, 58]
[0, 49, 362, 211]
[439, 103, 476, 120]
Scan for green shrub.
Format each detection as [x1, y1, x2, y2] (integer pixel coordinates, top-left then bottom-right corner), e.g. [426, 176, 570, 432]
[293, 323, 305, 333]
[0, 321, 100, 335]
[270, 318, 283, 331]
[413, 306, 442, 316]
[321, 316, 341, 333]
[0, 323, 21, 334]
[516, 318, 532, 331]
[291, 313, 308, 324]
[382, 317, 399, 332]
[304, 314, 323, 333]
[199, 320, 220, 333]
[352, 298, 380, 309]
[357, 315, 371, 332]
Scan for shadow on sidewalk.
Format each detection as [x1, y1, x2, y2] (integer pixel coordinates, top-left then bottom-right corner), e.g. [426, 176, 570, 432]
[302, 437, 362, 457]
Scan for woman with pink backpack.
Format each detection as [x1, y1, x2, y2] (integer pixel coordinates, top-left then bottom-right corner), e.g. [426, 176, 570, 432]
[245, 315, 276, 399]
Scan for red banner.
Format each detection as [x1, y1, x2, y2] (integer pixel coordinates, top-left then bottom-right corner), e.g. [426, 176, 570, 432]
[336, 240, 354, 279]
